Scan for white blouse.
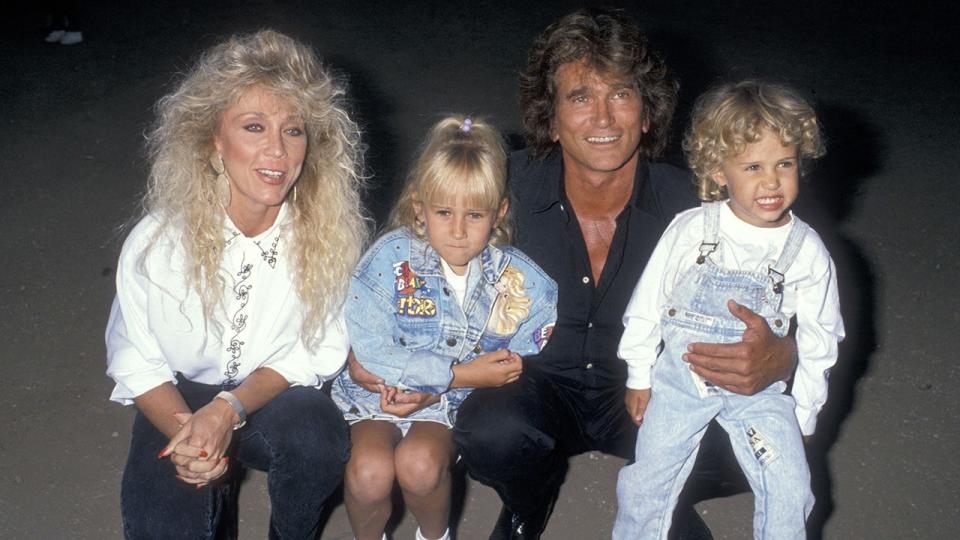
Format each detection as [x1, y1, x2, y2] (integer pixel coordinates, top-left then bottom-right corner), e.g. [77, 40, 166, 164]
[106, 204, 348, 405]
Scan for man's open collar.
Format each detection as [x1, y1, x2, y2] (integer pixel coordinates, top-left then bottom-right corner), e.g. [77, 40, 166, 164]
[528, 147, 657, 215]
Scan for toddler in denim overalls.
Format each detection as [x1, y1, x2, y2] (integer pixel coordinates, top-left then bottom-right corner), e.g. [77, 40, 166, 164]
[613, 82, 844, 539]
[332, 116, 557, 540]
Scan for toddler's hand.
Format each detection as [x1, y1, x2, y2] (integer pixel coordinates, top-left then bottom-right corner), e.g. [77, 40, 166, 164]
[453, 349, 523, 388]
[625, 388, 652, 427]
[348, 350, 385, 393]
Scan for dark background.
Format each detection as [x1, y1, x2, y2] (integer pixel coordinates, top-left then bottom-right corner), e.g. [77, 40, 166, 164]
[1, 1, 957, 538]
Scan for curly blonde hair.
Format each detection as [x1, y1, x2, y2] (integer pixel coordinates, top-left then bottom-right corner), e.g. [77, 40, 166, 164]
[142, 29, 369, 348]
[487, 266, 533, 335]
[387, 115, 512, 245]
[683, 80, 825, 201]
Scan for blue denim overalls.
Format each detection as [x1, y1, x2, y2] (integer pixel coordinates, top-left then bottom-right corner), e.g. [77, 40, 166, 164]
[332, 227, 558, 432]
[614, 202, 814, 540]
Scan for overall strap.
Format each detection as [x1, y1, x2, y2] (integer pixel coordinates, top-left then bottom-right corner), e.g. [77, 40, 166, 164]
[767, 214, 810, 293]
[697, 201, 722, 264]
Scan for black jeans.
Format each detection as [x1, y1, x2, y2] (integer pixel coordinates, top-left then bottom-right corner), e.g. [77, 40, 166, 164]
[120, 377, 350, 539]
[453, 362, 748, 535]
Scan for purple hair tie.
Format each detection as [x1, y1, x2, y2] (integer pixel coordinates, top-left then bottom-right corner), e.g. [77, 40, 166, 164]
[460, 118, 473, 132]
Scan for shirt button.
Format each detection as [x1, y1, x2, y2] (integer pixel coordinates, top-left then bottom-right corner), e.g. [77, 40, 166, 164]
[585, 363, 594, 369]
[582, 276, 590, 284]
[473, 344, 482, 354]
[446, 337, 457, 347]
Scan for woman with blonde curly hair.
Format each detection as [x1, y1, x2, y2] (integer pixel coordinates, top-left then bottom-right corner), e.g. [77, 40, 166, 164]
[333, 115, 557, 540]
[105, 29, 368, 538]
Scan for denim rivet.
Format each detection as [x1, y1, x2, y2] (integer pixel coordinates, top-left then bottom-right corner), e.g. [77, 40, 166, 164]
[349, 406, 359, 414]
[443, 287, 451, 296]
[446, 337, 457, 347]
[668, 308, 676, 317]
[399, 336, 407, 346]
[473, 344, 482, 354]
[774, 319, 783, 328]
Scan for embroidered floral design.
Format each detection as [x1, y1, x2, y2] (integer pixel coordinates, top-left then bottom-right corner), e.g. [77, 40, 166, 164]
[254, 234, 281, 268]
[224, 257, 252, 385]
[224, 230, 241, 247]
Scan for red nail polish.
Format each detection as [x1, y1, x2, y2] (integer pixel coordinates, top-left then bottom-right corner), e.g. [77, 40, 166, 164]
[199, 450, 208, 458]
[158, 449, 167, 459]
[222, 456, 230, 463]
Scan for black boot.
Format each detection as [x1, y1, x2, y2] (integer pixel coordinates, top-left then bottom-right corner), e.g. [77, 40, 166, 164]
[488, 497, 556, 540]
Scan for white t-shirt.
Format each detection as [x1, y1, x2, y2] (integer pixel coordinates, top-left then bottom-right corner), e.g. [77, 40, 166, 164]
[440, 258, 469, 308]
[618, 203, 845, 435]
[105, 204, 348, 404]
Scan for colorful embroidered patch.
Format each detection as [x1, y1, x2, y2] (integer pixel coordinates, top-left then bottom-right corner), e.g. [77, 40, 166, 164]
[397, 296, 437, 317]
[534, 323, 554, 350]
[394, 261, 425, 295]
[746, 426, 780, 468]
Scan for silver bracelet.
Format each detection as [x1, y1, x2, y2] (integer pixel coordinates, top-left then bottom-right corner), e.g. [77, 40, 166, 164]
[215, 390, 247, 430]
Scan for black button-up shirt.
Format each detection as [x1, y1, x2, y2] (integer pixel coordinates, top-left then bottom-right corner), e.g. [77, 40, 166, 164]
[509, 149, 697, 390]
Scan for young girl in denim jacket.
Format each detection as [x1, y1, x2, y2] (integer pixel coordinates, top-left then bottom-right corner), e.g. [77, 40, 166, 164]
[612, 82, 845, 539]
[332, 115, 558, 540]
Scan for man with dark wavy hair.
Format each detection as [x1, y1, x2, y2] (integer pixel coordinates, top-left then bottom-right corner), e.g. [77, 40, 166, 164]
[453, 9, 798, 539]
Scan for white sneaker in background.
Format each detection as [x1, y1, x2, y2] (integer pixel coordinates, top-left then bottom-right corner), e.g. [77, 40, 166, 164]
[45, 30, 66, 42]
[60, 31, 83, 45]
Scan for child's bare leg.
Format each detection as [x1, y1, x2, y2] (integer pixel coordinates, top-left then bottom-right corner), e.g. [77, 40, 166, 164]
[344, 420, 402, 540]
[395, 422, 454, 539]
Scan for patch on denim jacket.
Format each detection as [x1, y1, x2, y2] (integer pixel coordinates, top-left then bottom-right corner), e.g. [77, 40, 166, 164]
[746, 426, 779, 468]
[394, 261, 426, 295]
[397, 296, 437, 317]
[534, 322, 554, 350]
[393, 261, 436, 317]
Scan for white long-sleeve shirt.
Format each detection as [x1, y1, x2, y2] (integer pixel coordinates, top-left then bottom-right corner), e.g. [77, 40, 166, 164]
[106, 205, 348, 405]
[618, 203, 845, 435]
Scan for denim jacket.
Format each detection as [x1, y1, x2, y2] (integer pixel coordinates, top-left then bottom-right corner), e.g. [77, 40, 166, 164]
[334, 226, 558, 424]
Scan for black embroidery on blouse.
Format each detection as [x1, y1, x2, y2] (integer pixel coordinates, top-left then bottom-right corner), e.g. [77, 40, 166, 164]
[224, 230, 241, 247]
[254, 234, 281, 268]
[224, 255, 252, 385]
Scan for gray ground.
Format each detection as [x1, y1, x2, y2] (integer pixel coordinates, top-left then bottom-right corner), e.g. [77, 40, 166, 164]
[1, 1, 957, 538]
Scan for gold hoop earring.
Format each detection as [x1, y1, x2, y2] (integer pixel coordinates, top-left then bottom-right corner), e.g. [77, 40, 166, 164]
[292, 184, 299, 203]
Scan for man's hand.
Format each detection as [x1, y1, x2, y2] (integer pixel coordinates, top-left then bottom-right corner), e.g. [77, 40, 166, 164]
[624, 388, 651, 427]
[347, 350, 384, 393]
[684, 300, 796, 395]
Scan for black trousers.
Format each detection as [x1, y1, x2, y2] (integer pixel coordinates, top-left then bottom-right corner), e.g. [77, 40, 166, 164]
[453, 361, 748, 535]
[121, 377, 350, 539]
